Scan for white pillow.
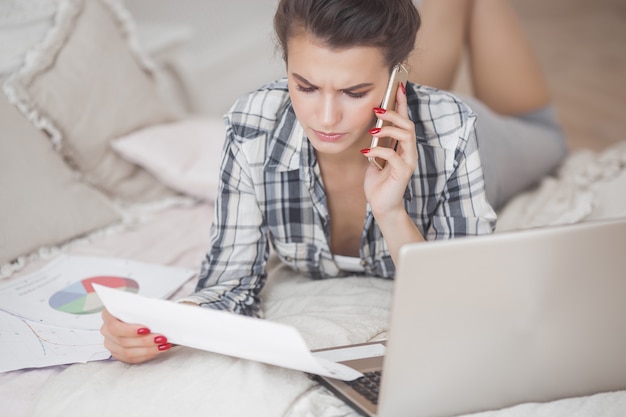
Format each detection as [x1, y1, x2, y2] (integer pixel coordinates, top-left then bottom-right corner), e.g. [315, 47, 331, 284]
[111, 118, 226, 202]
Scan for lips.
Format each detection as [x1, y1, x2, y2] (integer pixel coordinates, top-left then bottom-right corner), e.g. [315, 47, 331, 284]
[314, 129, 345, 143]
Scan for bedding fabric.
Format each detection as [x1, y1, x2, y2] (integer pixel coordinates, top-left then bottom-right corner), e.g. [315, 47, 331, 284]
[496, 140, 626, 231]
[1, 141, 626, 417]
[0, 0, 57, 75]
[28, 252, 626, 417]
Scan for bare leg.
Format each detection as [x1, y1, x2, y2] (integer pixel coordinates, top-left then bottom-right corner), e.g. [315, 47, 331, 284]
[409, 0, 552, 116]
[468, 0, 551, 114]
[409, 0, 472, 91]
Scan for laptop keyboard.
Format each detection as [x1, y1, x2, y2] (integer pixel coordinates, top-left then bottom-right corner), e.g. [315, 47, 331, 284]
[346, 370, 382, 405]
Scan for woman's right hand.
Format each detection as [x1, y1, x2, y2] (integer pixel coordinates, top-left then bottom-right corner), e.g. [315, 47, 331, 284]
[100, 308, 172, 364]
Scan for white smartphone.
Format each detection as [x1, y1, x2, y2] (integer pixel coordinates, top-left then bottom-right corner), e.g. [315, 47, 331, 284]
[368, 63, 409, 170]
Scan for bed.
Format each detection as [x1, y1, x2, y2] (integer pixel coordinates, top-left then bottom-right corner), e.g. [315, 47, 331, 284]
[1, 1, 626, 416]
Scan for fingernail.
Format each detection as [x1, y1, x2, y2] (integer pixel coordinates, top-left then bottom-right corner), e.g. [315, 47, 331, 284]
[360, 148, 370, 154]
[400, 82, 406, 95]
[373, 107, 386, 114]
[154, 335, 167, 344]
[158, 343, 172, 351]
[137, 328, 150, 335]
[368, 127, 381, 135]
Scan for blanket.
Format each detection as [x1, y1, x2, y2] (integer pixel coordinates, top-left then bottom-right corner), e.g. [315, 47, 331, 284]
[16, 141, 626, 417]
[29, 263, 626, 417]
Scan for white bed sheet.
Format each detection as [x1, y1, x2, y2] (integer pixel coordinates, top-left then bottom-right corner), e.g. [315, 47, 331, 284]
[2, 142, 626, 417]
[0, 201, 213, 417]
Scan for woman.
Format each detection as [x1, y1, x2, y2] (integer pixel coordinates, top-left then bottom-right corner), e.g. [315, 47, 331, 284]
[101, 0, 566, 363]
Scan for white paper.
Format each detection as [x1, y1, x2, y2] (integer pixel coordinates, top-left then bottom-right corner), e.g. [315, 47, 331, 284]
[0, 309, 110, 373]
[312, 343, 386, 363]
[94, 284, 364, 381]
[0, 255, 194, 330]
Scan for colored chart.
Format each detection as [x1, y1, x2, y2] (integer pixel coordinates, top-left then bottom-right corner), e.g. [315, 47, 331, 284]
[49, 276, 139, 315]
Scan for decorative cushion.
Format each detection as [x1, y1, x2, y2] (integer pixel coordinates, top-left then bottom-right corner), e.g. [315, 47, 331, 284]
[111, 118, 227, 202]
[0, 89, 121, 265]
[3, 0, 179, 202]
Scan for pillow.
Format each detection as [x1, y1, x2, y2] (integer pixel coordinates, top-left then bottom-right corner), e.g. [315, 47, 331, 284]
[111, 118, 227, 202]
[0, 89, 121, 265]
[3, 0, 179, 202]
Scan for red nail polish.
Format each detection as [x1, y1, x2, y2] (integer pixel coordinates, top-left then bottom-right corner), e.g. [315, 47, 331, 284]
[369, 127, 382, 135]
[360, 148, 371, 154]
[137, 328, 150, 335]
[400, 82, 406, 95]
[158, 343, 172, 351]
[373, 107, 386, 114]
[154, 335, 167, 344]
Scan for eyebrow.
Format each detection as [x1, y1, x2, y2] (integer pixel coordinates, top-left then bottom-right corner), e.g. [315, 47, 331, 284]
[292, 73, 374, 91]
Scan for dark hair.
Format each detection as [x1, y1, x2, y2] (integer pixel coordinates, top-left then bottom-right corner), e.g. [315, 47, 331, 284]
[273, 0, 421, 68]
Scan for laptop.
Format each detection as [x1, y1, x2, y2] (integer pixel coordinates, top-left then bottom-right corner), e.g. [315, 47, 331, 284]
[314, 217, 626, 417]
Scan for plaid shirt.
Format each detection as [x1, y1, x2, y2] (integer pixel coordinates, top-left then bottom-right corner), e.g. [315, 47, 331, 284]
[180, 79, 496, 317]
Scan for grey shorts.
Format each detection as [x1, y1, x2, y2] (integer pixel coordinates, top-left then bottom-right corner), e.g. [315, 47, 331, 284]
[461, 95, 568, 210]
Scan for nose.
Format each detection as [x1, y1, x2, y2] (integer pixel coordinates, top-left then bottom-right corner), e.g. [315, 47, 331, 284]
[319, 94, 341, 128]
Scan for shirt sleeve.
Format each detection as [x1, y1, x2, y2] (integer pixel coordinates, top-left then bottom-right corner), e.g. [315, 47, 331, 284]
[177, 127, 270, 318]
[426, 111, 497, 239]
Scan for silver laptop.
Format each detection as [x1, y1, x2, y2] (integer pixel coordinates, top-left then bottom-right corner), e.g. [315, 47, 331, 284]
[315, 217, 626, 417]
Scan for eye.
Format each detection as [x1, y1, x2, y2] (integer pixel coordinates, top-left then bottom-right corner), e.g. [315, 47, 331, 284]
[342, 90, 367, 99]
[295, 84, 316, 93]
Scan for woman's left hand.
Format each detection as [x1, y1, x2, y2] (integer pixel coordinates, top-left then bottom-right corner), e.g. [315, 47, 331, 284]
[362, 82, 418, 220]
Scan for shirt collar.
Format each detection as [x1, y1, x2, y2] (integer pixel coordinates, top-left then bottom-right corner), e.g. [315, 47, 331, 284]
[265, 104, 305, 172]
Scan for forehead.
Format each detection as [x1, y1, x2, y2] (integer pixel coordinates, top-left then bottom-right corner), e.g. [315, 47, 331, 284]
[286, 32, 388, 82]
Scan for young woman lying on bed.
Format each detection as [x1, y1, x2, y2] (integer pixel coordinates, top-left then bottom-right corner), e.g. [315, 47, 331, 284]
[101, 0, 567, 363]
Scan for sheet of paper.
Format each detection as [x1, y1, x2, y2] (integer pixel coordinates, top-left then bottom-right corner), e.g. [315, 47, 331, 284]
[0, 254, 194, 330]
[0, 309, 110, 373]
[312, 343, 386, 363]
[94, 284, 364, 381]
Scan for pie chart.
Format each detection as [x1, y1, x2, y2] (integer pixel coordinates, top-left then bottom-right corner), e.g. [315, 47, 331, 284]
[49, 276, 139, 315]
